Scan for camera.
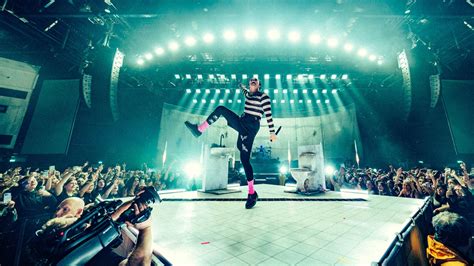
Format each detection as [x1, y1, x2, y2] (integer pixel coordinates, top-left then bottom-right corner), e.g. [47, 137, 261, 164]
[32, 186, 161, 265]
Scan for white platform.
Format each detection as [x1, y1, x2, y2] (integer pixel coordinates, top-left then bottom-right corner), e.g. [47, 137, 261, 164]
[151, 185, 426, 266]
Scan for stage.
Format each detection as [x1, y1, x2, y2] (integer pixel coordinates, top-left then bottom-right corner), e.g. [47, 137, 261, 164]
[151, 185, 426, 265]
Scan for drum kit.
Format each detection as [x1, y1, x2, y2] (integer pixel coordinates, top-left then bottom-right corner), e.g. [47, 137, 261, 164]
[252, 144, 272, 160]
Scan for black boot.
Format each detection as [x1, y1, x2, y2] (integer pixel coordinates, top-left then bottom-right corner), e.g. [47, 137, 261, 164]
[185, 121, 202, 137]
[245, 191, 258, 209]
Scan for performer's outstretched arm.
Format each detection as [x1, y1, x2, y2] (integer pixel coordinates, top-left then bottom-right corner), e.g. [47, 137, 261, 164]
[261, 93, 277, 141]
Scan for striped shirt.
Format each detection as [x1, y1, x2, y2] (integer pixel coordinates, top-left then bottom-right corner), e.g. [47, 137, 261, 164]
[241, 86, 275, 134]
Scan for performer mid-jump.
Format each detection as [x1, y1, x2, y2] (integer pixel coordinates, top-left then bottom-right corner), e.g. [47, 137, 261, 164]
[185, 77, 277, 209]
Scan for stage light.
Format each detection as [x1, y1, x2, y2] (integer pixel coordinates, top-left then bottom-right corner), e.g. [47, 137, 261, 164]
[331, 74, 337, 80]
[225, 89, 230, 93]
[325, 99, 330, 103]
[168, 41, 179, 51]
[231, 74, 237, 79]
[209, 74, 215, 79]
[274, 89, 279, 94]
[327, 38, 338, 48]
[185, 74, 191, 79]
[186, 89, 191, 93]
[290, 99, 294, 103]
[369, 54, 377, 61]
[203, 33, 214, 43]
[275, 74, 281, 79]
[316, 99, 321, 103]
[282, 89, 288, 94]
[174, 74, 180, 79]
[307, 99, 312, 103]
[302, 89, 307, 94]
[244, 28, 258, 41]
[272, 99, 277, 103]
[325, 165, 335, 175]
[298, 99, 303, 103]
[184, 161, 202, 178]
[196, 89, 201, 93]
[286, 74, 292, 79]
[309, 33, 321, 44]
[137, 58, 144, 65]
[228, 99, 233, 103]
[297, 74, 304, 80]
[264, 74, 270, 79]
[267, 28, 280, 41]
[223, 30, 236, 41]
[205, 89, 211, 94]
[202, 99, 206, 103]
[322, 89, 327, 94]
[418, 160, 424, 164]
[253, 74, 259, 79]
[154, 47, 165, 55]
[293, 89, 298, 94]
[236, 89, 240, 94]
[192, 99, 198, 103]
[357, 48, 367, 57]
[216, 89, 221, 94]
[239, 167, 245, 174]
[288, 31, 301, 42]
[308, 74, 314, 79]
[332, 89, 337, 93]
[312, 89, 317, 94]
[341, 74, 348, 80]
[281, 100, 285, 103]
[344, 43, 353, 52]
[320, 74, 326, 80]
[242, 74, 248, 79]
[144, 53, 153, 60]
[197, 74, 203, 79]
[264, 89, 269, 93]
[184, 36, 197, 46]
[237, 99, 241, 103]
[211, 99, 216, 103]
[279, 166, 288, 174]
[377, 58, 384, 65]
[219, 99, 224, 103]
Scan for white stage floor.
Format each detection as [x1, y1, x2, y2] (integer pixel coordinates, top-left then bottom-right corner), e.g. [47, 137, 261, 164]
[151, 185, 426, 266]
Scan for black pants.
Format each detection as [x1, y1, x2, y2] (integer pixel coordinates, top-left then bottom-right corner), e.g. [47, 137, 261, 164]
[206, 106, 260, 181]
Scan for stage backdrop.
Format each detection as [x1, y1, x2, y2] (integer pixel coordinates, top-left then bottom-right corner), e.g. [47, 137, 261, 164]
[157, 103, 362, 166]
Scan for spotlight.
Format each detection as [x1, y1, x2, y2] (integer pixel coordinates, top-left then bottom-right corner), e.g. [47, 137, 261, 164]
[332, 89, 337, 93]
[184, 161, 202, 178]
[369, 55, 377, 61]
[279, 165, 288, 174]
[193, 99, 198, 103]
[237, 99, 242, 103]
[223, 30, 236, 41]
[185, 74, 191, 79]
[168, 41, 179, 51]
[275, 74, 281, 79]
[322, 89, 327, 94]
[341, 74, 348, 80]
[236, 89, 240, 94]
[267, 28, 280, 41]
[231, 74, 237, 79]
[293, 89, 298, 94]
[203, 33, 215, 43]
[286, 74, 292, 79]
[357, 48, 367, 57]
[197, 74, 203, 79]
[302, 89, 308, 94]
[325, 99, 330, 103]
[174, 74, 180, 79]
[274, 89, 279, 94]
[344, 43, 353, 52]
[297, 74, 304, 80]
[185, 36, 197, 46]
[202, 99, 206, 103]
[312, 89, 317, 94]
[331, 74, 337, 80]
[242, 74, 248, 79]
[144, 53, 153, 60]
[298, 99, 303, 103]
[316, 99, 321, 103]
[205, 89, 211, 94]
[228, 99, 233, 103]
[264, 74, 270, 79]
[327, 38, 338, 48]
[320, 74, 326, 80]
[244, 28, 258, 41]
[288, 31, 301, 42]
[154, 47, 165, 55]
[239, 167, 245, 174]
[137, 58, 144, 65]
[253, 74, 259, 79]
[377, 58, 384, 65]
[225, 89, 230, 93]
[282, 89, 288, 94]
[264, 89, 269, 93]
[196, 89, 201, 93]
[309, 33, 321, 44]
[186, 89, 192, 93]
[308, 74, 314, 79]
[307, 99, 312, 103]
[219, 99, 224, 103]
[325, 165, 335, 176]
[211, 99, 216, 103]
[281, 99, 285, 103]
[209, 74, 215, 79]
[216, 89, 221, 94]
[290, 99, 294, 103]
[272, 99, 277, 103]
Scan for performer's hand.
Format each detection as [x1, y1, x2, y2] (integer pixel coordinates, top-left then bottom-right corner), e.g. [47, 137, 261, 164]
[270, 133, 277, 142]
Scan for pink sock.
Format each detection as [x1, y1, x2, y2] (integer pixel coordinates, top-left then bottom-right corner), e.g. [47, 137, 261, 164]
[248, 180, 255, 194]
[197, 121, 209, 132]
